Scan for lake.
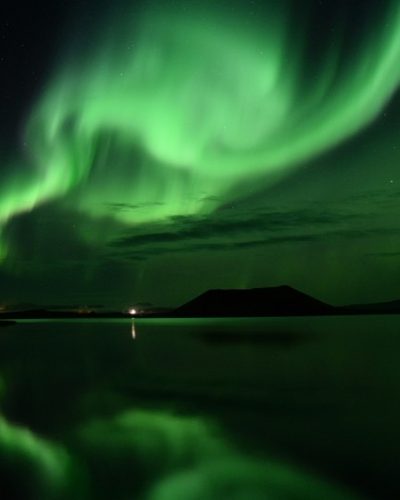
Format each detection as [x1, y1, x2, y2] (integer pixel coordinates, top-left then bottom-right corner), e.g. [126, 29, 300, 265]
[0, 316, 398, 499]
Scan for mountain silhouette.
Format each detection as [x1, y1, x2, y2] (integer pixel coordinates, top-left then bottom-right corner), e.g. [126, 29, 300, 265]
[173, 286, 333, 317]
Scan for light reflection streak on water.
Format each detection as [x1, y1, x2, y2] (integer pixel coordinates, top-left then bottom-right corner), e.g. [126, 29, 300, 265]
[131, 321, 136, 340]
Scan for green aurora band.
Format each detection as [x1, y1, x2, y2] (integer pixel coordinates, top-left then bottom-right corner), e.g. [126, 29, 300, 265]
[1, 0, 400, 256]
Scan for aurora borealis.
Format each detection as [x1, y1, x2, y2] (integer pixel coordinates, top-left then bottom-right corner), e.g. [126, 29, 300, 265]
[2, 0, 400, 307]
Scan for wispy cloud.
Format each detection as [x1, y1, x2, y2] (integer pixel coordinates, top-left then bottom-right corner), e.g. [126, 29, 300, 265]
[366, 251, 400, 258]
[105, 202, 164, 212]
[107, 202, 381, 260]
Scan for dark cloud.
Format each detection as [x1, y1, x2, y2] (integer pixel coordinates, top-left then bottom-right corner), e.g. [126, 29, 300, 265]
[340, 187, 400, 208]
[198, 195, 223, 203]
[366, 251, 400, 258]
[106, 202, 164, 212]
[112, 208, 361, 247]
[108, 203, 384, 261]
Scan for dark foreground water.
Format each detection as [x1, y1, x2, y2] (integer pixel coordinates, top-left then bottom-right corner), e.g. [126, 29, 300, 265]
[0, 316, 399, 499]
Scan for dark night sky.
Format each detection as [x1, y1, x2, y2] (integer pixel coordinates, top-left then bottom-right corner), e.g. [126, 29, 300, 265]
[1, 0, 400, 309]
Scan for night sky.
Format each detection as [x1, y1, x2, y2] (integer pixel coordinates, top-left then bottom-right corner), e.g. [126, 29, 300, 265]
[1, 0, 400, 309]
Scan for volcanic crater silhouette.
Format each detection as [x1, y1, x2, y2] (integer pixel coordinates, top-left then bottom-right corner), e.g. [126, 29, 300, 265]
[173, 285, 333, 317]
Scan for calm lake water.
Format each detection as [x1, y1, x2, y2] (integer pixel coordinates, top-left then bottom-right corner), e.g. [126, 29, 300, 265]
[0, 316, 398, 499]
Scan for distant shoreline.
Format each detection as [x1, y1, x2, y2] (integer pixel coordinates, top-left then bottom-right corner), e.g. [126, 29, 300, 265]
[1, 308, 400, 321]
[2, 285, 400, 320]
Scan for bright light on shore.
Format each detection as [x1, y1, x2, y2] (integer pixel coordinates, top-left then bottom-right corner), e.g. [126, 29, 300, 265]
[129, 308, 137, 316]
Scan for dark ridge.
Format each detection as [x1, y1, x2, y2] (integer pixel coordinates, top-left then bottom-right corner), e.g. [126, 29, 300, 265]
[341, 299, 400, 314]
[172, 285, 334, 317]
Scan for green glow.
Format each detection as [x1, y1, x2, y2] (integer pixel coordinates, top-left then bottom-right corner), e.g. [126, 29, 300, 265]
[78, 409, 359, 499]
[0, 416, 75, 498]
[0, 235, 7, 263]
[1, 0, 400, 240]
[148, 459, 359, 500]
[78, 409, 229, 469]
